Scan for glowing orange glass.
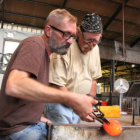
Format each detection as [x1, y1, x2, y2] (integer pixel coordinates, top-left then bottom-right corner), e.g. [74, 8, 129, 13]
[103, 120, 122, 136]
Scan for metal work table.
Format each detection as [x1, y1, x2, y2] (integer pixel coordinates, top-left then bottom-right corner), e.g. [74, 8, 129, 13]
[46, 115, 140, 140]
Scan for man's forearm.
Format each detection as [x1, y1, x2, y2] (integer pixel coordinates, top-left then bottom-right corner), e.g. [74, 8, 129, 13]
[6, 69, 98, 122]
[49, 83, 69, 92]
[89, 80, 97, 96]
[6, 69, 72, 104]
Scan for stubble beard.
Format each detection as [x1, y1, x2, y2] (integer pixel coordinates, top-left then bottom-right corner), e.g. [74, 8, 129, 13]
[49, 33, 71, 55]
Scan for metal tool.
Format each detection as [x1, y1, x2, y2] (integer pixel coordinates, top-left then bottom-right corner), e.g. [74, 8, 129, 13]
[87, 94, 110, 125]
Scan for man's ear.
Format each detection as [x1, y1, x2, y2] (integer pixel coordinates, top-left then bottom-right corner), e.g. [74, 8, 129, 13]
[77, 27, 81, 36]
[45, 25, 51, 37]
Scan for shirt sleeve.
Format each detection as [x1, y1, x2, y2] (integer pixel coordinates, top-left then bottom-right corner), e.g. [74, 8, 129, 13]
[49, 53, 68, 86]
[11, 41, 44, 78]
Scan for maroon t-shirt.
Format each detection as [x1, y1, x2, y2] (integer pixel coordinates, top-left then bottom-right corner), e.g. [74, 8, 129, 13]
[0, 36, 50, 135]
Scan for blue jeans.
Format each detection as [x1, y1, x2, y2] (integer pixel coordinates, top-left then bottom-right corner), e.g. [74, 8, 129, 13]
[0, 122, 47, 140]
[44, 103, 80, 124]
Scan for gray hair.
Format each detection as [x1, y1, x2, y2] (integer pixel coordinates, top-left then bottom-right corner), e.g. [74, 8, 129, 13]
[45, 9, 77, 27]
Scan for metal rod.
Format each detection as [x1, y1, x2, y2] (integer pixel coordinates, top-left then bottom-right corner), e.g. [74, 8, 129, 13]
[46, 123, 52, 140]
[109, 60, 115, 105]
[132, 98, 136, 125]
[122, 0, 125, 56]
[61, 0, 68, 8]
[1, 0, 4, 28]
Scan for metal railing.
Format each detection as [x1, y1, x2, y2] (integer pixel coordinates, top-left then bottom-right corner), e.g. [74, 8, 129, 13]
[122, 97, 140, 116]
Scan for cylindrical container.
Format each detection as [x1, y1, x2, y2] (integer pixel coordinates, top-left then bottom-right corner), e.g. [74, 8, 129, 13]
[101, 101, 108, 106]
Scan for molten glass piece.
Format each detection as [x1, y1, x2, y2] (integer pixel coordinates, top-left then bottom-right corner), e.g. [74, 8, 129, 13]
[103, 120, 122, 136]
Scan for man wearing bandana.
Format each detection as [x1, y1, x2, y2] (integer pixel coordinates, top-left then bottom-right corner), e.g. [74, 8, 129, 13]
[44, 13, 102, 124]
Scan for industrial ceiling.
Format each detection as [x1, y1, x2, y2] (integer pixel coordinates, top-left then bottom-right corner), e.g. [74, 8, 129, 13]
[1, 0, 140, 83]
[1, 0, 140, 46]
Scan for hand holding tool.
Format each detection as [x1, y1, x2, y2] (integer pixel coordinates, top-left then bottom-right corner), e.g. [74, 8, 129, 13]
[87, 94, 110, 125]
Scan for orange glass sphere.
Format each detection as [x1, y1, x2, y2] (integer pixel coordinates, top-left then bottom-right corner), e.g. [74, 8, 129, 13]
[103, 120, 122, 136]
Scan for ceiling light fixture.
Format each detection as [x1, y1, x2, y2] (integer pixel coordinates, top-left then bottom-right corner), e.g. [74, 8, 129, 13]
[131, 64, 135, 67]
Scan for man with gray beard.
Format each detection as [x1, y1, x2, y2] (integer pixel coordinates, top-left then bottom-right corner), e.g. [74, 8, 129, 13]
[45, 13, 102, 124]
[0, 9, 98, 140]
[49, 32, 71, 55]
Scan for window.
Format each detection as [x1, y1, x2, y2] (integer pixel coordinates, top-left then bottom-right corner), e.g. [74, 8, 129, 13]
[0, 40, 19, 73]
[3, 40, 19, 63]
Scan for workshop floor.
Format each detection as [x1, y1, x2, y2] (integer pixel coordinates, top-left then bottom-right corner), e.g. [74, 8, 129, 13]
[80, 114, 140, 126]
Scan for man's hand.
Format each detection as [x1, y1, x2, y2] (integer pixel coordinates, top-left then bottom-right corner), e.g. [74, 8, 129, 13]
[67, 94, 98, 121]
[40, 116, 52, 123]
[81, 113, 96, 122]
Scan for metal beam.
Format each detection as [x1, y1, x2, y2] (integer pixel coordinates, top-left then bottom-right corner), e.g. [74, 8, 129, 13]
[1, 0, 140, 46]
[1, 10, 140, 42]
[101, 0, 140, 12]
[103, 0, 129, 31]
[3, 20, 44, 29]
[2, 1, 140, 28]
[18, 0, 60, 8]
[101, 0, 140, 47]
[104, 30, 138, 38]
[103, 4, 122, 31]
[2, 10, 139, 40]
[103, 67, 140, 73]
[130, 37, 140, 48]
[4, 11, 46, 20]
[19, 0, 140, 14]
[61, 0, 68, 9]
[17, 0, 140, 26]
[1, 9, 140, 28]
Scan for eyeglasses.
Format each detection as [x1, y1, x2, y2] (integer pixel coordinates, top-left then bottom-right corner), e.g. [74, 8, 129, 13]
[81, 32, 101, 45]
[49, 25, 77, 41]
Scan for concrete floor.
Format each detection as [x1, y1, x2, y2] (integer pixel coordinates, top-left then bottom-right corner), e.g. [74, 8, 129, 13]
[80, 114, 140, 126]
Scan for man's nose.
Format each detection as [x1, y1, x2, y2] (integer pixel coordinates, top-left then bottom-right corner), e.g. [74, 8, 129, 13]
[88, 41, 96, 47]
[66, 37, 73, 44]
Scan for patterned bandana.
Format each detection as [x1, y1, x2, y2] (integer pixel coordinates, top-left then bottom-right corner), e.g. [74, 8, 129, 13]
[80, 13, 102, 33]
